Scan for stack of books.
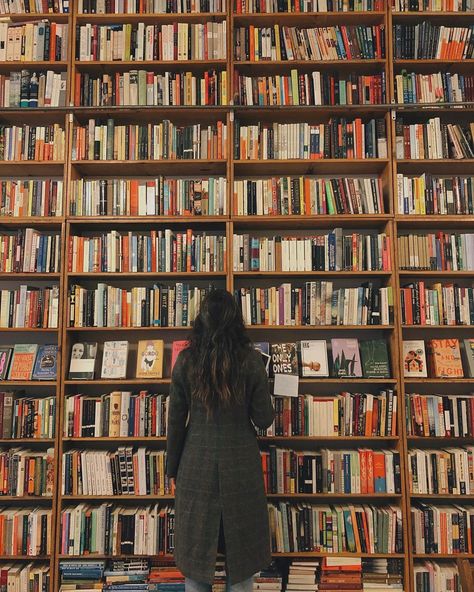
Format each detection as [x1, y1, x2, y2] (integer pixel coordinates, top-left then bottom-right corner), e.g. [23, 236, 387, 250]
[253, 563, 282, 592]
[149, 560, 185, 592]
[318, 557, 362, 591]
[362, 559, 404, 591]
[286, 561, 318, 592]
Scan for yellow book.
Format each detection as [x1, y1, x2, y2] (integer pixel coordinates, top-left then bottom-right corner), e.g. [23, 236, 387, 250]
[136, 339, 164, 378]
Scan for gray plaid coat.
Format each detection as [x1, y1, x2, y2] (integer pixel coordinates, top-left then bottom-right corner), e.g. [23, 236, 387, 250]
[166, 347, 275, 585]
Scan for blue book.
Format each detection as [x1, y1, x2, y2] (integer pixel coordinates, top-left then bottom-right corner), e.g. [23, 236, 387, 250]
[32, 344, 57, 380]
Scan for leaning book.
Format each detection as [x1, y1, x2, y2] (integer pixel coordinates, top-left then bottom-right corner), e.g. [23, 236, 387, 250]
[101, 341, 129, 379]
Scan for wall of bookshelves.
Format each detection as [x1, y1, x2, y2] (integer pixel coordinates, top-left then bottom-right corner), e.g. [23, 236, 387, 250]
[0, 1, 473, 591]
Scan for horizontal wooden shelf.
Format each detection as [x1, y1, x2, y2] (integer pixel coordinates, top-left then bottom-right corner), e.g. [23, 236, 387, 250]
[0, 380, 57, 386]
[67, 215, 227, 225]
[58, 554, 172, 560]
[234, 59, 386, 72]
[234, 158, 389, 175]
[66, 326, 192, 331]
[2, 12, 70, 21]
[231, 214, 392, 228]
[245, 325, 394, 330]
[407, 436, 474, 444]
[0, 438, 55, 444]
[0, 161, 65, 175]
[60, 492, 401, 500]
[74, 59, 228, 71]
[0, 495, 52, 501]
[404, 378, 474, 384]
[0, 327, 58, 332]
[0, 61, 67, 73]
[64, 378, 171, 385]
[71, 159, 226, 175]
[399, 270, 474, 278]
[260, 436, 399, 442]
[0, 217, 64, 226]
[392, 10, 474, 18]
[414, 554, 474, 559]
[61, 494, 174, 501]
[232, 11, 386, 24]
[62, 377, 397, 386]
[234, 270, 392, 277]
[396, 159, 474, 174]
[396, 215, 474, 228]
[63, 436, 166, 442]
[75, 11, 228, 22]
[0, 273, 61, 279]
[411, 494, 474, 500]
[67, 271, 225, 278]
[271, 552, 405, 558]
[0, 555, 50, 560]
[402, 325, 474, 330]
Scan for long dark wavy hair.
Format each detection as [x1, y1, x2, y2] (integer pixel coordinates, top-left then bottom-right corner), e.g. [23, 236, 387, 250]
[188, 289, 251, 415]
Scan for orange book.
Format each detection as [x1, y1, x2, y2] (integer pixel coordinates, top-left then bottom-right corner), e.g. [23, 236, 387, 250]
[428, 338, 464, 378]
[366, 450, 374, 494]
[372, 451, 386, 493]
[74, 72, 81, 106]
[122, 234, 129, 273]
[354, 118, 362, 159]
[49, 22, 57, 63]
[359, 450, 368, 494]
[28, 458, 35, 494]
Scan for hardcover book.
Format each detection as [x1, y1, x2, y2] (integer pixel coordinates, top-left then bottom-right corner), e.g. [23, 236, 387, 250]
[299, 340, 329, 377]
[271, 343, 299, 397]
[427, 338, 464, 378]
[171, 340, 189, 371]
[68, 342, 98, 380]
[254, 342, 271, 376]
[462, 338, 474, 378]
[136, 340, 164, 379]
[0, 347, 13, 380]
[359, 339, 390, 378]
[32, 344, 58, 381]
[8, 344, 38, 381]
[101, 341, 129, 379]
[403, 340, 427, 378]
[330, 339, 362, 378]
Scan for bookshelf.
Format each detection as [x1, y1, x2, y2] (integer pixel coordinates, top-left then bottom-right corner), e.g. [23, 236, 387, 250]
[0, 1, 472, 591]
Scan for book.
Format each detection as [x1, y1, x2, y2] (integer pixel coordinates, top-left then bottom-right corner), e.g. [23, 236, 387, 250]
[68, 343, 98, 380]
[427, 338, 464, 379]
[0, 124, 65, 162]
[462, 338, 474, 378]
[101, 341, 129, 379]
[403, 340, 427, 378]
[271, 343, 299, 397]
[0, 229, 61, 273]
[0, 347, 13, 380]
[32, 344, 58, 381]
[330, 339, 362, 378]
[254, 342, 271, 375]
[299, 340, 328, 377]
[171, 340, 189, 371]
[397, 232, 474, 271]
[359, 339, 390, 378]
[8, 344, 38, 381]
[136, 340, 164, 379]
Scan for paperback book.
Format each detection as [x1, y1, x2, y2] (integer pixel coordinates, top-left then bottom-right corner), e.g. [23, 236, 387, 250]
[0, 347, 13, 380]
[359, 339, 390, 378]
[330, 339, 362, 378]
[136, 340, 164, 379]
[403, 340, 427, 378]
[462, 338, 474, 378]
[427, 338, 464, 378]
[101, 341, 129, 379]
[271, 343, 298, 397]
[8, 344, 38, 381]
[32, 344, 58, 380]
[68, 343, 98, 380]
[171, 340, 189, 371]
[299, 340, 328, 377]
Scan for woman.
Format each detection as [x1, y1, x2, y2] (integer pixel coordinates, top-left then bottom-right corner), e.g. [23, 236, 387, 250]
[166, 289, 275, 592]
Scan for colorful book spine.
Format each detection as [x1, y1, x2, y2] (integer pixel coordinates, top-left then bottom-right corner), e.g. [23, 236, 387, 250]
[0, 179, 63, 218]
[0, 230, 61, 273]
[0, 124, 65, 161]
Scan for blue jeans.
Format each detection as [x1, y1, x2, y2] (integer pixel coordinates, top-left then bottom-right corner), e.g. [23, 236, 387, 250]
[185, 575, 254, 592]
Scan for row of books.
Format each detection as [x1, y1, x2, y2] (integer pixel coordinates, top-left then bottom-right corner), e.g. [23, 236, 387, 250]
[76, 22, 227, 61]
[233, 176, 384, 216]
[67, 230, 226, 273]
[0, 285, 59, 329]
[71, 120, 227, 161]
[232, 118, 388, 160]
[0, 448, 54, 497]
[406, 393, 474, 438]
[234, 70, 386, 106]
[77, 0, 225, 11]
[0, 229, 61, 273]
[63, 391, 169, 438]
[74, 69, 228, 107]
[62, 448, 172, 496]
[0, 563, 51, 591]
[243, 71, 342, 107]
[0, 0, 69, 11]
[400, 282, 474, 326]
[236, 284, 393, 326]
[265, 390, 398, 437]
[403, 338, 474, 379]
[394, 71, 474, 105]
[393, 23, 474, 60]
[0, 21, 68, 62]
[0, 179, 63, 219]
[0, 393, 56, 439]
[60, 503, 175, 556]
[261, 447, 401, 494]
[396, 174, 474, 216]
[235, 0, 385, 11]
[70, 176, 227, 217]
[68, 283, 224, 328]
[0, 70, 68, 108]
[0, 124, 65, 162]
[411, 503, 474, 554]
[0, 507, 51, 556]
[233, 231, 391, 271]
[395, 119, 474, 160]
[414, 562, 460, 592]
[269, 503, 403, 553]
[234, 25, 385, 61]
[0, 344, 57, 381]
[409, 447, 474, 495]
[397, 232, 474, 271]
[394, 0, 472, 9]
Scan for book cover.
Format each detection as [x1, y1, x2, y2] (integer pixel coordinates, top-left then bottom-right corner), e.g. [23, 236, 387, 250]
[0, 347, 13, 380]
[359, 339, 391, 378]
[171, 340, 189, 371]
[330, 339, 362, 377]
[271, 343, 299, 397]
[136, 340, 164, 379]
[101, 341, 129, 379]
[32, 344, 58, 380]
[68, 343, 98, 380]
[8, 344, 38, 381]
[462, 338, 474, 378]
[403, 340, 427, 378]
[254, 342, 271, 376]
[427, 338, 464, 379]
[299, 340, 329, 377]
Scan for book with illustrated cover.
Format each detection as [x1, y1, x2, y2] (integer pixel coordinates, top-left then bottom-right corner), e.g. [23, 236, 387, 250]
[359, 339, 390, 378]
[171, 340, 189, 371]
[136, 340, 164, 379]
[68, 343, 98, 380]
[254, 342, 271, 376]
[271, 343, 298, 397]
[101, 341, 129, 379]
[403, 340, 427, 378]
[427, 338, 464, 378]
[0, 347, 13, 380]
[8, 344, 38, 381]
[299, 340, 328, 377]
[330, 339, 362, 378]
[462, 338, 474, 378]
[32, 344, 58, 381]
